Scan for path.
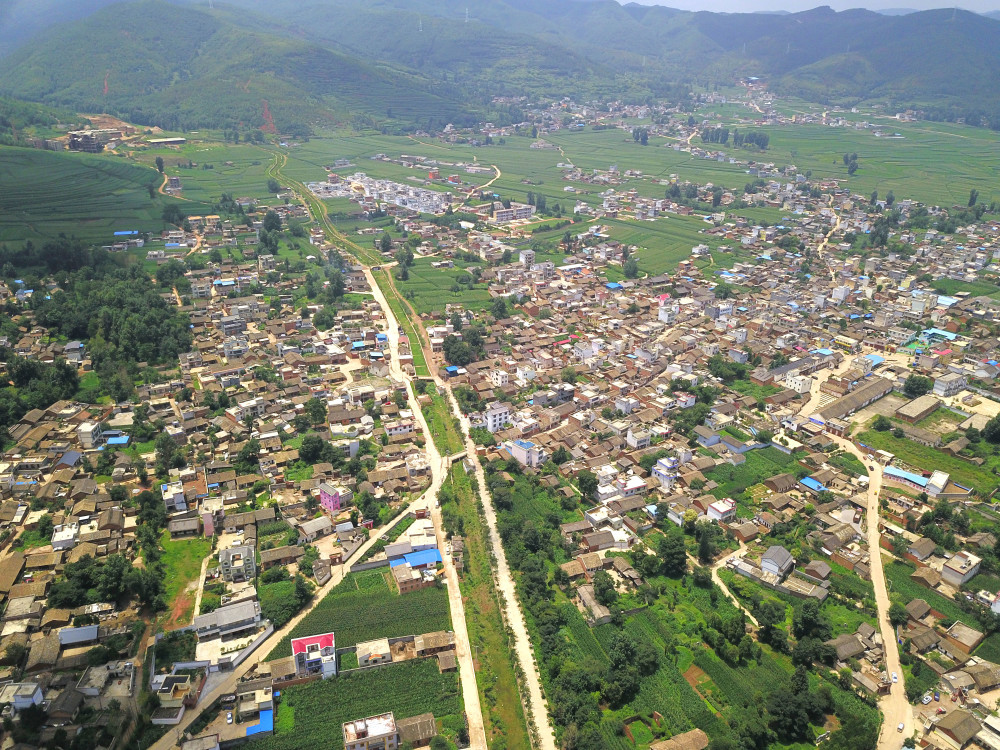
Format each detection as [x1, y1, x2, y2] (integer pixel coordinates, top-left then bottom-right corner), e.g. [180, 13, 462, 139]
[801, 389, 913, 747]
[148, 499, 432, 750]
[709, 545, 759, 627]
[364, 267, 487, 750]
[191, 556, 211, 618]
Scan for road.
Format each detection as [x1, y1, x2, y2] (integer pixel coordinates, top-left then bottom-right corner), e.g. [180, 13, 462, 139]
[148, 497, 431, 750]
[708, 545, 759, 627]
[376, 269, 558, 750]
[800, 381, 913, 747]
[365, 267, 488, 750]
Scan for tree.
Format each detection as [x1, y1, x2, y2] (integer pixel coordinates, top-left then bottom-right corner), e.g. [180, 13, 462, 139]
[984, 414, 1000, 444]
[593, 570, 618, 606]
[304, 397, 327, 425]
[714, 282, 734, 299]
[970, 188, 980, 208]
[657, 529, 687, 577]
[561, 366, 578, 384]
[267, 178, 281, 193]
[872, 414, 893, 432]
[380, 233, 393, 253]
[903, 374, 933, 398]
[698, 528, 715, 564]
[491, 296, 508, 320]
[577, 470, 598, 499]
[623, 257, 639, 279]
[155, 156, 164, 174]
[262, 210, 282, 232]
[889, 602, 909, 628]
[299, 434, 325, 463]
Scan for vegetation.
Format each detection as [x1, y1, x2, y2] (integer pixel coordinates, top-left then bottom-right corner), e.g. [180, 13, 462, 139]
[266, 571, 450, 659]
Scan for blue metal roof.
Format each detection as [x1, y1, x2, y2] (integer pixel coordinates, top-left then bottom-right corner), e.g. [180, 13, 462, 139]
[606, 282, 623, 290]
[106, 436, 130, 445]
[514, 439, 534, 450]
[799, 476, 827, 492]
[246, 709, 274, 736]
[390, 548, 442, 568]
[884, 466, 929, 487]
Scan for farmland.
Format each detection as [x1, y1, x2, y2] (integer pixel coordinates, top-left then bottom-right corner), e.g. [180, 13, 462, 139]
[420, 388, 465, 456]
[265, 570, 451, 660]
[703, 447, 802, 499]
[255, 658, 462, 750]
[0, 146, 201, 247]
[396, 256, 494, 316]
[159, 530, 213, 626]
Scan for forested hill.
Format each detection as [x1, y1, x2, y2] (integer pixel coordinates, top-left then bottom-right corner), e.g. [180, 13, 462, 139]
[0, 0, 477, 133]
[3, 0, 1000, 128]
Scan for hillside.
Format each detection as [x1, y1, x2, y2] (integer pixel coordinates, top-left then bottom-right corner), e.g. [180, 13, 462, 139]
[0, 0, 476, 133]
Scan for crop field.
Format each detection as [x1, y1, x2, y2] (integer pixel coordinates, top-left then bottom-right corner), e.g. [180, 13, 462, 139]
[396, 256, 493, 316]
[857, 427, 1000, 495]
[703, 447, 802, 499]
[256, 658, 462, 750]
[0, 146, 198, 247]
[265, 570, 450, 659]
[421, 389, 465, 456]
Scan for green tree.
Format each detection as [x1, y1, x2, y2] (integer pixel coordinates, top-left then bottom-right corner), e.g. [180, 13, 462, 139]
[889, 602, 909, 628]
[491, 296, 508, 320]
[262, 210, 282, 232]
[155, 156, 164, 174]
[623, 257, 639, 279]
[872, 414, 893, 432]
[970, 188, 980, 208]
[903, 374, 933, 398]
[577, 470, 598, 499]
[657, 528, 687, 577]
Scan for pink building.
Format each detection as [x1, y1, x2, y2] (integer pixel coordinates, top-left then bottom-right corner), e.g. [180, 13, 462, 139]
[319, 483, 352, 515]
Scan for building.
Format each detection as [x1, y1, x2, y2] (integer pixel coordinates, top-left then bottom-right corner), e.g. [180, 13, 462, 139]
[319, 483, 352, 515]
[483, 402, 513, 432]
[895, 394, 940, 424]
[934, 372, 967, 398]
[192, 601, 262, 641]
[291, 632, 337, 679]
[707, 498, 737, 523]
[942, 551, 982, 587]
[219, 545, 256, 583]
[761, 545, 794, 579]
[343, 713, 398, 750]
[77, 422, 103, 450]
[161, 481, 187, 513]
[356, 638, 392, 667]
[502, 439, 547, 468]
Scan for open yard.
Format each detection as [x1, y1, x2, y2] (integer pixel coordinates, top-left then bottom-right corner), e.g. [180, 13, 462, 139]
[265, 570, 451, 660]
[159, 530, 213, 626]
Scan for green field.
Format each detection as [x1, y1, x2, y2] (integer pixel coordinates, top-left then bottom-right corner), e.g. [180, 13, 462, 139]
[0, 146, 199, 247]
[159, 530, 212, 625]
[256, 658, 462, 750]
[421, 388, 465, 456]
[396, 256, 493, 316]
[857, 427, 1000, 495]
[704, 447, 802, 499]
[265, 570, 451, 660]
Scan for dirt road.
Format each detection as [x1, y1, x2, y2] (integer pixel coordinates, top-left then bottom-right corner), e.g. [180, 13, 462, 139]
[709, 545, 759, 627]
[364, 267, 488, 750]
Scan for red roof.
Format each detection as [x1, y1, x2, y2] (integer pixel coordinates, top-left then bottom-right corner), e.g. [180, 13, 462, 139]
[290, 632, 335, 655]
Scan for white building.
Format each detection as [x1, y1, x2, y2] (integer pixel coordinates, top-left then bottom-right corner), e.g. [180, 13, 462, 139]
[707, 498, 737, 523]
[161, 481, 187, 513]
[483, 402, 512, 432]
[942, 551, 982, 587]
[503, 439, 546, 468]
[77, 422, 103, 450]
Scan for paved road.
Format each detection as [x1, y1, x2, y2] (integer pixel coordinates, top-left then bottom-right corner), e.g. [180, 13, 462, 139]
[365, 268, 488, 750]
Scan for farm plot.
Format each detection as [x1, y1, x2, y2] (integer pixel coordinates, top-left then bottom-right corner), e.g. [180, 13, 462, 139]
[265, 570, 450, 659]
[255, 658, 462, 750]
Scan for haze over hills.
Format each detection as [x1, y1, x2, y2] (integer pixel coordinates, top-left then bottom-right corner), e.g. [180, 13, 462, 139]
[1, 0, 1000, 131]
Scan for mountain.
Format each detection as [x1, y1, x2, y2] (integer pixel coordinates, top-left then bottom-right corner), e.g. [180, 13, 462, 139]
[3, 0, 1000, 130]
[0, 0, 478, 132]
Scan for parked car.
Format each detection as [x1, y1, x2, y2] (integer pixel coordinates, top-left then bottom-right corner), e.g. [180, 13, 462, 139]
[897, 723, 904, 732]
[892, 672, 898, 683]
[922, 695, 933, 705]
[934, 692, 940, 701]
[226, 713, 233, 725]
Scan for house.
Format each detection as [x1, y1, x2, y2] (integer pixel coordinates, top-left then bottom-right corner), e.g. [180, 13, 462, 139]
[825, 633, 866, 661]
[259, 545, 304, 570]
[319, 483, 352, 515]
[414, 631, 455, 657]
[192, 601, 262, 641]
[220, 545, 256, 583]
[396, 713, 437, 748]
[761, 545, 794, 579]
[905, 599, 931, 622]
[941, 621, 985, 657]
[297, 516, 333, 544]
[291, 632, 337, 679]
[343, 713, 398, 750]
[941, 551, 981, 587]
[502, 439, 546, 468]
[707, 498, 736, 523]
[0, 682, 43, 711]
[907, 537, 936, 561]
[649, 729, 709, 750]
[356, 638, 392, 666]
[931, 708, 981, 749]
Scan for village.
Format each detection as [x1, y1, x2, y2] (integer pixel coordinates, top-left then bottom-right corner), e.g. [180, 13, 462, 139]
[5, 89, 1000, 750]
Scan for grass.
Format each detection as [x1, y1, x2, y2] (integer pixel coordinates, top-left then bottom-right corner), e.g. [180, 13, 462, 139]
[255, 659, 462, 750]
[396, 256, 493, 316]
[857, 426, 1000, 495]
[927, 277, 1000, 300]
[447, 465, 531, 750]
[0, 146, 206, 248]
[159, 530, 213, 625]
[265, 570, 451, 659]
[421, 388, 464, 456]
[703, 447, 802, 499]
[828, 451, 867, 477]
